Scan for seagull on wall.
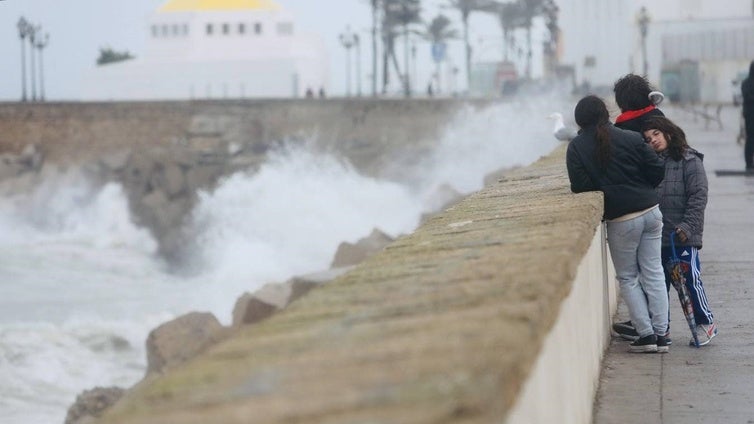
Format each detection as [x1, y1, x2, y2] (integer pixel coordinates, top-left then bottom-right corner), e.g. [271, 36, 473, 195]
[548, 112, 579, 142]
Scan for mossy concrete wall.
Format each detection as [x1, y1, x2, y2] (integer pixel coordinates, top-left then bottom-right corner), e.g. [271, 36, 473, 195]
[96, 144, 614, 424]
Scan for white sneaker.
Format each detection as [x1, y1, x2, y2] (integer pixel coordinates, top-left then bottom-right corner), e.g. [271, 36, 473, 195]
[690, 323, 717, 346]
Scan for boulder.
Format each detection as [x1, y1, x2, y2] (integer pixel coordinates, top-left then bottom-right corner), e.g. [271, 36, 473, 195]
[151, 162, 186, 198]
[330, 228, 395, 268]
[122, 153, 155, 198]
[64, 386, 125, 424]
[287, 266, 355, 303]
[0, 154, 24, 181]
[99, 149, 131, 172]
[19, 143, 44, 171]
[232, 282, 291, 326]
[232, 266, 356, 326]
[422, 183, 464, 213]
[145, 312, 227, 375]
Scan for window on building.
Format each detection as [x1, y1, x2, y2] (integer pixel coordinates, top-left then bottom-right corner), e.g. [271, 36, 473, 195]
[254, 22, 262, 35]
[222, 23, 230, 35]
[151, 25, 159, 38]
[172, 24, 180, 36]
[239, 23, 246, 35]
[206, 23, 213, 35]
[277, 22, 293, 36]
[161, 25, 169, 37]
[182, 24, 189, 36]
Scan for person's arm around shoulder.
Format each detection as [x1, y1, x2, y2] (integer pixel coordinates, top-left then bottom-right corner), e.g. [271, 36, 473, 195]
[566, 139, 597, 193]
[677, 153, 708, 242]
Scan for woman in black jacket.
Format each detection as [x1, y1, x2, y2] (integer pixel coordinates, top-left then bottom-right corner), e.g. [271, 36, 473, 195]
[566, 95, 670, 353]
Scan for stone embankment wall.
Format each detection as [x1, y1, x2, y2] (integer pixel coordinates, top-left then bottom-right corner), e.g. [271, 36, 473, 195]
[93, 145, 615, 424]
[0, 99, 488, 260]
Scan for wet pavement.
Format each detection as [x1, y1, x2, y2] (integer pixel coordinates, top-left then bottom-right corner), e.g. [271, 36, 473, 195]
[593, 105, 754, 424]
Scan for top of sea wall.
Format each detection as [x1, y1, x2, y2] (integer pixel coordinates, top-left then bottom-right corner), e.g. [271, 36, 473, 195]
[95, 143, 604, 424]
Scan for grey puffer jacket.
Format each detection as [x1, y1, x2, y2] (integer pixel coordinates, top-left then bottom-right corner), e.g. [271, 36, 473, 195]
[656, 147, 708, 248]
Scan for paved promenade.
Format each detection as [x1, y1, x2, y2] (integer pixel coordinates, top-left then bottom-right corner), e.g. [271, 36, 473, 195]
[594, 105, 754, 423]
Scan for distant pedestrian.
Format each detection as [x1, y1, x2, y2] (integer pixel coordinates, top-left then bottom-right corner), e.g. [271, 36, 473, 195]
[740, 60, 754, 170]
[318, 87, 326, 98]
[305, 87, 314, 98]
[642, 115, 717, 346]
[566, 95, 670, 353]
[613, 73, 665, 134]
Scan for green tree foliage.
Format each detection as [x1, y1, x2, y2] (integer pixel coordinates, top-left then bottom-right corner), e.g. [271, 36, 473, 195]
[96, 47, 134, 66]
[382, 0, 422, 96]
[425, 14, 457, 45]
[424, 14, 457, 93]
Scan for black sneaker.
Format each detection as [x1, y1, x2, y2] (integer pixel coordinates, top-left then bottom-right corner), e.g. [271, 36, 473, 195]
[656, 335, 670, 353]
[612, 320, 639, 341]
[629, 334, 658, 353]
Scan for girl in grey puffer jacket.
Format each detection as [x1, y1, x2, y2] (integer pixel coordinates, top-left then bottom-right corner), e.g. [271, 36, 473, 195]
[643, 116, 717, 346]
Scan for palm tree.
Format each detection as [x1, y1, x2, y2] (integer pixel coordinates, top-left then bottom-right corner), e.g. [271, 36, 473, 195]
[425, 14, 458, 93]
[495, 1, 522, 62]
[446, 0, 498, 91]
[383, 0, 422, 97]
[480, 0, 546, 79]
[380, 0, 400, 94]
[541, 0, 560, 76]
[369, 0, 381, 96]
[519, 0, 545, 79]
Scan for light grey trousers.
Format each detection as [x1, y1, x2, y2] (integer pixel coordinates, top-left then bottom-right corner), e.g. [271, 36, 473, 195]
[607, 206, 669, 338]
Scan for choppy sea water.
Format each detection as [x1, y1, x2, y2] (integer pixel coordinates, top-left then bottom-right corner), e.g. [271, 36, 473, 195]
[0, 96, 569, 423]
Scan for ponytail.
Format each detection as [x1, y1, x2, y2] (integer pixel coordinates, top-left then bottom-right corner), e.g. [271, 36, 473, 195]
[574, 95, 612, 169]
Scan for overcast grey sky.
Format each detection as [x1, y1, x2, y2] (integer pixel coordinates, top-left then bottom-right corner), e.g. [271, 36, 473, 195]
[0, 0, 506, 101]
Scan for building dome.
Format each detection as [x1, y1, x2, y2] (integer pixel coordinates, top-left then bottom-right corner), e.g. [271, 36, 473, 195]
[159, 0, 281, 12]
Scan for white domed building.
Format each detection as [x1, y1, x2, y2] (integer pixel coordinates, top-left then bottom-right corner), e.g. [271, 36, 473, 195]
[81, 0, 328, 100]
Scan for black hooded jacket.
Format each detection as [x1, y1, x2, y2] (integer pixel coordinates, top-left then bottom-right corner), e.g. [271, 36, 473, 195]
[566, 124, 665, 220]
[742, 61, 754, 126]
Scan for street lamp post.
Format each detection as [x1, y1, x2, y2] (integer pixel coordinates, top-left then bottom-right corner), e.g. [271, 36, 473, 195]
[35, 32, 49, 102]
[355, 33, 362, 97]
[637, 6, 650, 77]
[28, 24, 39, 101]
[17, 17, 30, 102]
[339, 26, 358, 97]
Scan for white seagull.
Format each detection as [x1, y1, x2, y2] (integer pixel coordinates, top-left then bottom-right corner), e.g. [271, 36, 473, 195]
[548, 112, 579, 142]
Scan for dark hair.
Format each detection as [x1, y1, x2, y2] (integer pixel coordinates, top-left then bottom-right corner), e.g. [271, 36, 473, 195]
[613, 74, 654, 112]
[574, 95, 612, 169]
[641, 116, 689, 161]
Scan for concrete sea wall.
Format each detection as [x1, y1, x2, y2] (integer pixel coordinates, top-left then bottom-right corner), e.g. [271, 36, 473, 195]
[1, 100, 617, 422]
[93, 144, 617, 424]
[0, 99, 489, 174]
